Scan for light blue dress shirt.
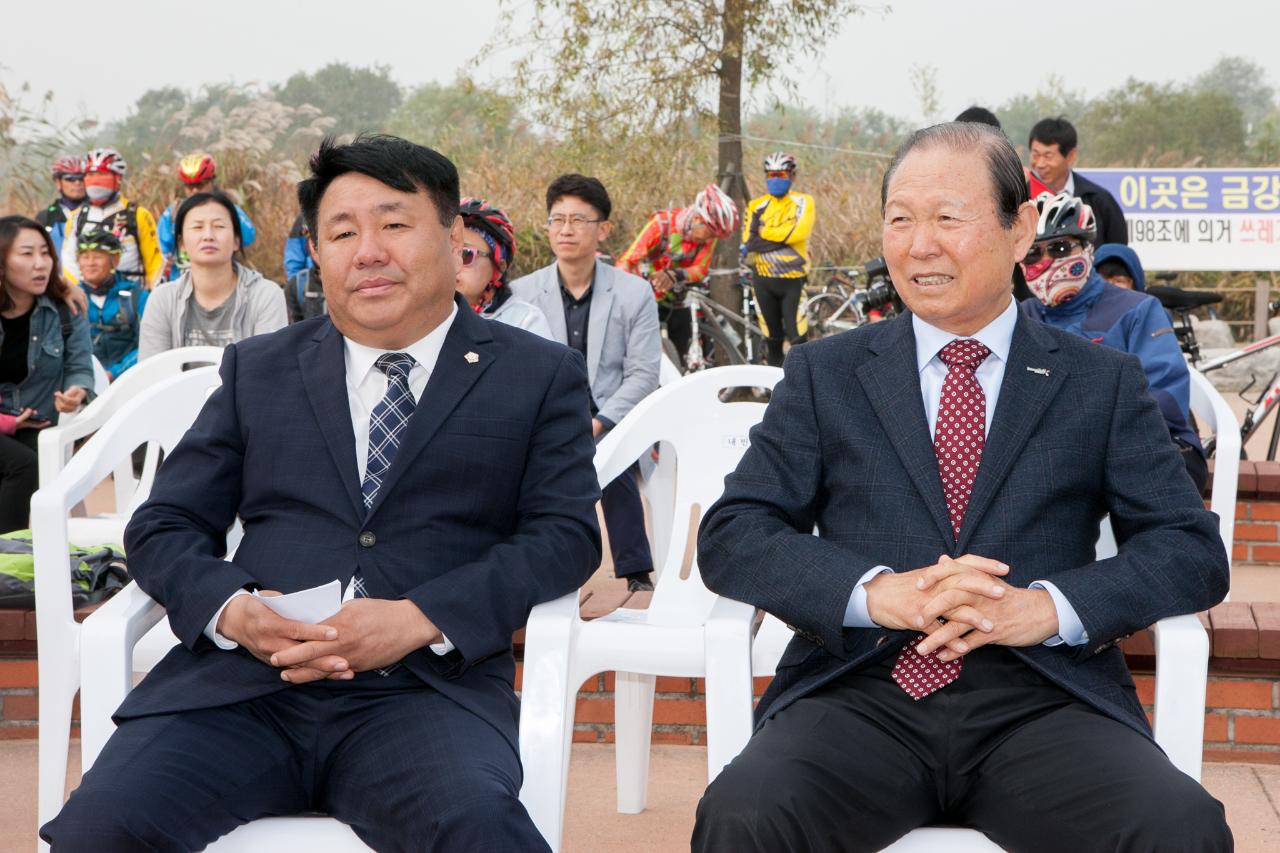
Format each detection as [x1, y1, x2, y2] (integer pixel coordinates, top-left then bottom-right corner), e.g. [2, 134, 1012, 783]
[843, 298, 1088, 647]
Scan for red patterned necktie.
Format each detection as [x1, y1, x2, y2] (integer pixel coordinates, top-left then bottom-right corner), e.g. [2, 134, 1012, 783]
[891, 338, 991, 700]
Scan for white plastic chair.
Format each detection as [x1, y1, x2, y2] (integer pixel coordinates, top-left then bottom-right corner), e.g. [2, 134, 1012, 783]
[34, 366, 360, 852]
[34, 366, 223, 849]
[743, 368, 1240, 851]
[518, 365, 783, 851]
[37, 346, 224, 544]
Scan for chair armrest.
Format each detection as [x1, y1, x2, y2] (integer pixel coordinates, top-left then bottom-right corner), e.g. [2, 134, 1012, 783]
[79, 582, 167, 770]
[1152, 614, 1210, 782]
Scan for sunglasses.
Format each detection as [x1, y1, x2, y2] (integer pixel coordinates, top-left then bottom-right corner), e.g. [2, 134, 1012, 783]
[460, 246, 492, 267]
[1023, 238, 1083, 266]
[765, 170, 792, 179]
[59, 174, 86, 182]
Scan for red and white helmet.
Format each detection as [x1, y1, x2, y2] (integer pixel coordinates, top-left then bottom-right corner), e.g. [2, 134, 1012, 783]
[689, 183, 740, 238]
[1033, 192, 1097, 243]
[763, 151, 798, 173]
[51, 154, 86, 178]
[85, 148, 127, 177]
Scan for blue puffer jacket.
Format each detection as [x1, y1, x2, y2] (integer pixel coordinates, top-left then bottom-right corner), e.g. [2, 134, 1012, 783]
[1094, 244, 1147, 292]
[1021, 270, 1201, 452]
[81, 273, 149, 378]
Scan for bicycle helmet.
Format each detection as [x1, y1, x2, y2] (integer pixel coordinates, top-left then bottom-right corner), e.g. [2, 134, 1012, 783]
[85, 148, 127, 177]
[763, 151, 798, 173]
[76, 226, 123, 255]
[51, 154, 86, 179]
[459, 197, 516, 285]
[688, 183, 740, 238]
[1032, 192, 1096, 243]
[179, 153, 217, 185]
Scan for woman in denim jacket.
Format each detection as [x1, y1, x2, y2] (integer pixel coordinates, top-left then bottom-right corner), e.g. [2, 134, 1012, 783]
[0, 216, 95, 531]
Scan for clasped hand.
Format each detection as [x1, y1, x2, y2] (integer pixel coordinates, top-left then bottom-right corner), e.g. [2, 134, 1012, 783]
[217, 593, 441, 684]
[864, 555, 1059, 662]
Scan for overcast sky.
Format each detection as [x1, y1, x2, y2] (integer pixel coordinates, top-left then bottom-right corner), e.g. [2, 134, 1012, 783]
[4, 0, 1279, 128]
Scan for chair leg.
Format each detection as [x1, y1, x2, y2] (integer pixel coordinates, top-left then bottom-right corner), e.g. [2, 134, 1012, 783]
[704, 651, 754, 784]
[614, 671, 656, 814]
[37, 659, 78, 848]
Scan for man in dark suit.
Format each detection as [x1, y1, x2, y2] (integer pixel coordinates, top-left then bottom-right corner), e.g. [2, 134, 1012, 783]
[41, 136, 601, 852]
[692, 122, 1230, 852]
[1029, 115, 1128, 246]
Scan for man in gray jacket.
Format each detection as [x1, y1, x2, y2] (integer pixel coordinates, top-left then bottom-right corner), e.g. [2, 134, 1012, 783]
[511, 175, 661, 589]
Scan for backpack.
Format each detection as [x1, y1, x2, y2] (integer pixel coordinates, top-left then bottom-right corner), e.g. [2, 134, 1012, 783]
[290, 268, 328, 322]
[0, 530, 129, 609]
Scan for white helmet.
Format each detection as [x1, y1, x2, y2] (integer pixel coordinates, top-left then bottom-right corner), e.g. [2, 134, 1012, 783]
[763, 151, 797, 173]
[689, 183, 740, 238]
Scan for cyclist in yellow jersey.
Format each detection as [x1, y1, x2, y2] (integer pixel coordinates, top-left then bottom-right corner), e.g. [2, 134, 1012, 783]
[60, 148, 164, 291]
[741, 151, 815, 366]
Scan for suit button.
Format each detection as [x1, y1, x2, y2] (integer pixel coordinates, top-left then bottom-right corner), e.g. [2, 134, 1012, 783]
[359, 531, 376, 548]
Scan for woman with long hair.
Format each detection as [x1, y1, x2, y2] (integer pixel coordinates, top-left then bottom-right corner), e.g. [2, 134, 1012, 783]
[0, 215, 95, 531]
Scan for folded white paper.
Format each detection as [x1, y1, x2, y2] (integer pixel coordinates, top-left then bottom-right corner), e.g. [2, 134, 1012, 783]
[254, 579, 342, 624]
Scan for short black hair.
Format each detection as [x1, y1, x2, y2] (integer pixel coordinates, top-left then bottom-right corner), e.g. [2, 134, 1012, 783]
[545, 174, 611, 220]
[881, 122, 1029, 230]
[297, 134, 460, 242]
[955, 106, 1001, 129]
[1096, 258, 1131, 280]
[1029, 116, 1078, 156]
[176, 189, 244, 248]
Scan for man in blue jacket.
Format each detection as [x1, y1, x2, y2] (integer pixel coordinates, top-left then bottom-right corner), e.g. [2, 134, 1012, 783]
[74, 228, 147, 379]
[1020, 195, 1206, 490]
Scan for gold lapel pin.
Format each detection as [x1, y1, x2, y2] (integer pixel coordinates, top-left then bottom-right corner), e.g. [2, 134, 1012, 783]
[465, 352, 479, 364]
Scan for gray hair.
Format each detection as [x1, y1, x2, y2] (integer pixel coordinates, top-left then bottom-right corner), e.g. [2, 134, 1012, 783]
[880, 122, 1029, 229]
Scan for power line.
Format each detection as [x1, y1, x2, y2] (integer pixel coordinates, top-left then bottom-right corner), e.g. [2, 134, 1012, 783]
[721, 133, 894, 160]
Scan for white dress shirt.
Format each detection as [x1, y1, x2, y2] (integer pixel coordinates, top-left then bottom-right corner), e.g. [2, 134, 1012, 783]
[205, 304, 459, 654]
[843, 298, 1088, 647]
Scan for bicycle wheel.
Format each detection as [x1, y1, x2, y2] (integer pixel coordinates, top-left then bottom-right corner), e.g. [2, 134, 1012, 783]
[803, 293, 854, 340]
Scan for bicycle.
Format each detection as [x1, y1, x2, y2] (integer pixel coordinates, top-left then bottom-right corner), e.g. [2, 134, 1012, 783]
[658, 268, 768, 373]
[1150, 281, 1280, 459]
[801, 257, 900, 339]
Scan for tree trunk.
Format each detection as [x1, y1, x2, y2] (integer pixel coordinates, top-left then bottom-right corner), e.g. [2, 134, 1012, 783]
[712, 0, 747, 310]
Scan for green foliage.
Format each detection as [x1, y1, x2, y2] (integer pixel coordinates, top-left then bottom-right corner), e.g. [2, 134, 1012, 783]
[276, 63, 403, 135]
[387, 79, 525, 152]
[492, 0, 862, 141]
[1078, 80, 1246, 166]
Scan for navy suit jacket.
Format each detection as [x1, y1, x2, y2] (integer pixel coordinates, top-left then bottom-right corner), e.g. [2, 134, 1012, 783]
[118, 297, 602, 752]
[698, 309, 1229, 738]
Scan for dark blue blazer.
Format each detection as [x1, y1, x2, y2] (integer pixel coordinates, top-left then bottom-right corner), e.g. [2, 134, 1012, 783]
[118, 298, 602, 752]
[698, 309, 1229, 738]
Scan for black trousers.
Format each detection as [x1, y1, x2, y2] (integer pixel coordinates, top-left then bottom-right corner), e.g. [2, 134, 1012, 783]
[693, 647, 1231, 853]
[602, 462, 653, 577]
[661, 302, 694, 366]
[754, 275, 806, 367]
[41, 671, 549, 853]
[0, 430, 39, 532]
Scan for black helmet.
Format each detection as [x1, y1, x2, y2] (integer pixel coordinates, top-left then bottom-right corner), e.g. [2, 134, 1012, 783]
[76, 227, 123, 255]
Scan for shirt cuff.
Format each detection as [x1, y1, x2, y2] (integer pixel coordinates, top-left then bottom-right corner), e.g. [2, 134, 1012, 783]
[204, 589, 252, 650]
[1030, 580, 1089, 647]
[843, 566, 895, 628]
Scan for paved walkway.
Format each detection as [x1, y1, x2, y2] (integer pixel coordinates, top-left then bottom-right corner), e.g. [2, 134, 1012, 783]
[2, 739, 1277, 851]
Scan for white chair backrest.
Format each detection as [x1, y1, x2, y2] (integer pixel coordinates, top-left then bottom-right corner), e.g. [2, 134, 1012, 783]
[38, 346, 225, 507]
[1188, 368, 1238, 560]
[595, 365, 783, 624]
[91, 356, 110, 396]
[658, 353, 683, 386]
[32, 366, 223, 630]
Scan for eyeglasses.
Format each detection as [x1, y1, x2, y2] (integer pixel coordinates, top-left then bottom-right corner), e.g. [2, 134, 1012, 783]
[765, 170, 792, 179]
[1022, 238, 1084, 266]
[460, 246, 492, 267]
[546, 215, 602, 231]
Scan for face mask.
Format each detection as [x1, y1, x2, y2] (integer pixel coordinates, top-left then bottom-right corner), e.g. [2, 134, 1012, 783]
[1026, 246, 1093, 307]
[766, 177, 792, 197]
[85, 185, 116, 204]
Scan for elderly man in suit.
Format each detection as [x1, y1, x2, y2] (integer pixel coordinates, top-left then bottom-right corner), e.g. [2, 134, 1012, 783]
[692, 122, 1231, 852]
[511, 174, 661, 591]
[41, 135, 601, 852]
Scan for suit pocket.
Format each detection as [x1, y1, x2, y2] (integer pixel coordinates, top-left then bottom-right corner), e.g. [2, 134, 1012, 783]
[440, 416, 529, 442]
